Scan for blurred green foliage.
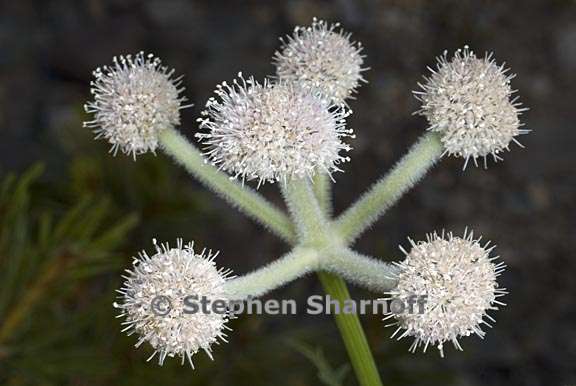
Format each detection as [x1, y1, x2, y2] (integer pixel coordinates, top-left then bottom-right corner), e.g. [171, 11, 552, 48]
[0, 163, 138, 384]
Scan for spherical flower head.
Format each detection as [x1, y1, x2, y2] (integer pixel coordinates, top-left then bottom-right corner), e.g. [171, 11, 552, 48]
[196, 74, 353, 186]
[415, 46, 529, 169]
[385, 229, 507, 357]
[273, 18, 366, 104]
[84, 52, 189, 157]
[114, 239, 232, 367]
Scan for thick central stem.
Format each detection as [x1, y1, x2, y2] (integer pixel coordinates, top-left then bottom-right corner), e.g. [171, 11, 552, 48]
[282, 176, 384, 386]
[318, 272, 384, 386]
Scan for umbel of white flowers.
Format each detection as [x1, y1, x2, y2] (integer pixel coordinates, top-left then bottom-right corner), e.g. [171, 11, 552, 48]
[385, 230, 507, 357]
[273, 17, 366, 104]
[415, 45, 529, 169]
[114, 240, 232, 367]
[196, 74, 353, 185]
[83, 19, 528, 368]
[84, 52, 190, 157]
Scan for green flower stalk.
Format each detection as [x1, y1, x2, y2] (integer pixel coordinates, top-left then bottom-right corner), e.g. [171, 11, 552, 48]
[335, 132, 443, 244]
[281, 177, 331, 245]
[224, 247, 320, 300]
[280, 177, 387, 386]
[222, 247, 398, 301]
[313, 172, 333, 216]
[159, 128, 296, 243]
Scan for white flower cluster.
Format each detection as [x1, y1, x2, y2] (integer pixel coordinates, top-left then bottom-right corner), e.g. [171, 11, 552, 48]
[196, 74, 353, 185]
[273, 18, 366, 104]
[385, 230, 507, 357]
[114, 240, 232, 367]
[84, 52, 189, 157]
[415, 46, 529, 168]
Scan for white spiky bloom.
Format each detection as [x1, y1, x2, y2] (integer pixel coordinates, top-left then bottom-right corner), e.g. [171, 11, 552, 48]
[114, 239, 232, 367]
[415, 46, 529, 169]
[84, 52, 190, 157]
[385, 229, 507, 357]
[196, 74, 353, 186]
[273, 18, 366, 104]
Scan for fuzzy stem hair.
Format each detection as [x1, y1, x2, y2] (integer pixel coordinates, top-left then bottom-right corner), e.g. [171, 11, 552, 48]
[159, 128, 296, 243]
[279, 175, 384, 386]
[322, 249, 399, 293]
[312, 172, 333, 217]
[223, 247, 397, 300]
[224, 247, 319, 300]
[335, 132, 443, 244]
[317, 272, 384, 386]
[280, 177, 330, 245]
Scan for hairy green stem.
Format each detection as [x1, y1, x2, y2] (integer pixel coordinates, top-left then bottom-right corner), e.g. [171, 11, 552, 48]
[312, 173, 332, 216]
[318, 272, 384, 386]
[324, 249, 398, 293]
[281, 177, 384, 386]
[222, 247, 396, 299]
[159, 128, 296, 243]
[335, 132, 443, 244]
[281, 178, 330, 245]
[224, 248, 319, 300]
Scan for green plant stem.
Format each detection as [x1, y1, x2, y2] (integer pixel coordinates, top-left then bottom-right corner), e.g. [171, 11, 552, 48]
[312, 173, 332, 216]
[281, 177, 383, 386]
[159, 128, 296, 243]
[281, 178, 329, 245]
[324, 249, 398, 293]
[224, 247, 319, 300]
[222, 247, 396, 299]
[335, 132, 443, 244]
[318, 272, 383, 386]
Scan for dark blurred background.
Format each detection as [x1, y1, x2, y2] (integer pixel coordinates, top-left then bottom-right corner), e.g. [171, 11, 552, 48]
[0, 1, 575, 385]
